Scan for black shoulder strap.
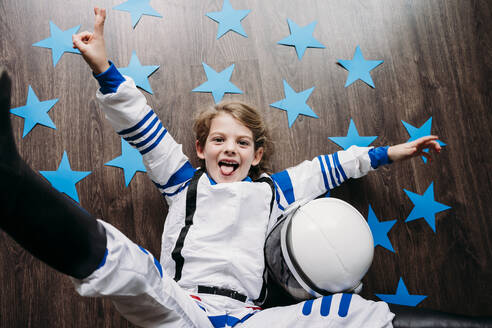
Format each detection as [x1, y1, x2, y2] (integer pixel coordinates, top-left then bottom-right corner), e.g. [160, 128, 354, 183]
[255, 176, 275, 216]
[253, 176, 276, 305]
[171, 171, 277, 300]
[171, 169, 204, 281]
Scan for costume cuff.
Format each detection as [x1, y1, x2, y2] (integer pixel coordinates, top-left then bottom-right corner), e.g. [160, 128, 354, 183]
[368, 146, 392, 168]
[93, 61, 125, 94]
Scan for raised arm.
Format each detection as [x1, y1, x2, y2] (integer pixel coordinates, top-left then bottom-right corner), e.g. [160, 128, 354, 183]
[73, 8, 195, 200]
[271, 146, 388, 209]
[272, 136, 442, 209]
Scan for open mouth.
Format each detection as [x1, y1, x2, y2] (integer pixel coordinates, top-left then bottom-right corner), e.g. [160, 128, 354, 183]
[218, 160, 239, 176]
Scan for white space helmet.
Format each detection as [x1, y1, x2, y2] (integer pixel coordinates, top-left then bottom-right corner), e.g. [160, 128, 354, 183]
[264, 198, 374, 301]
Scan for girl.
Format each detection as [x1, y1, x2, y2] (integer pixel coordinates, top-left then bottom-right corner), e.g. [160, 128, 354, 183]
[1, 7, 447, 328]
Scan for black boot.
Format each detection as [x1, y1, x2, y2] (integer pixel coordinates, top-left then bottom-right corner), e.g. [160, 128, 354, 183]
[390, 304, 492, 328]
[0, 68, 107, 279]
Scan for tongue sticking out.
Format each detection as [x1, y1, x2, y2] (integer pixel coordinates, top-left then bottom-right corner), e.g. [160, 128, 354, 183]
[220, 164, 235, 176]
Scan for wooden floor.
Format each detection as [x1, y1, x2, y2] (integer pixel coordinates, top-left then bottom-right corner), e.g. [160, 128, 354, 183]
[1, 0, 491, 326]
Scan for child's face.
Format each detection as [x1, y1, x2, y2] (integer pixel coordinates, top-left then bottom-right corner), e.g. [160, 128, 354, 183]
[196, 112, 263, 183]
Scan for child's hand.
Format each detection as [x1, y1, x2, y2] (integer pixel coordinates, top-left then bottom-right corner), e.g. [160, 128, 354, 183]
[72, 8, 109, 75]
[387, 135, 442, 162]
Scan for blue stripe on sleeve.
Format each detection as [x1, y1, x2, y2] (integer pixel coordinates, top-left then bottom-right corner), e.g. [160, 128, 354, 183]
[338, 293, 352, 317]
[124, 116, 159, 142]
[332, 155, 342, 185]
[272, 170, 295, 205]
[333, 152, 348, 181]
[318, 156, 330, 190]
[324, 155, 338, 187]
[118, 110, 154, 135]
[132, 123, 164, 148]
[368, 146, 391, 168]
[302, 299, 314, 316]
[139, 128, 167, 155]
[320, 295, 332, 317]
[162, 180, 191, 197]
[93, 61, 125, 94]
[154, 161, 196, 189]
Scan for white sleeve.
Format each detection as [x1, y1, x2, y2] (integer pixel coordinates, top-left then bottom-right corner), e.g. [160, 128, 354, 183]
[96, 77, 195, 197]
[272, 146, 374, 209]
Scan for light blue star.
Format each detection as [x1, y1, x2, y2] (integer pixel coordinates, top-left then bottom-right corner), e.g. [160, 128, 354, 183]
[367, 205, 397, 253]
[39, 151, 91, 203]
[113, 0, 162, 28]
[119, 51, 159, 94]
[401, 117, 446, 163]
[277, 19, 325, 60]
[376, 278, 427, 306]
[270, 80, 318, 128]
[32, 21, 81, 67]
[192, 62, 242, 103]
[206, 0, 251, 39]
[10, 85, 58, 138]
[328, 119, 377, 150]
[404, 182, 451, 233]
[338, 45, 383, 88]
[105, 139, 147, 187]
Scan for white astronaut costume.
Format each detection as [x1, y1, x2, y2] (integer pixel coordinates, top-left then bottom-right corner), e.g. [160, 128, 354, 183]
[72, 63, 395, 327]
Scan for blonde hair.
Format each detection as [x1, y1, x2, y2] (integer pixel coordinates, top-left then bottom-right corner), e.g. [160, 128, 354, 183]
[193, 101, 273, 180]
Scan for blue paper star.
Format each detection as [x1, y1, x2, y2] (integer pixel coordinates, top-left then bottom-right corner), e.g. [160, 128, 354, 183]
[338, 46, 383, 88]
[376, 278, 427, 306]
[206, 0, 251, 39]
[39, 151, 91, 203]
[113, 0, 162, 28]
[367, 205, 397, 253]
[270, 80, 318, 128]
[404, 182, 451, 233]
[105, 139, 147, 187]
[277, 19, 325, 60]
[192, 62, 242, 103]
[10, 85, 58, 138]
[401, 117, 446, 163]
[119, 51, 159, 94]
[329, 119, 377, 150]
[32, 21, 81, 67]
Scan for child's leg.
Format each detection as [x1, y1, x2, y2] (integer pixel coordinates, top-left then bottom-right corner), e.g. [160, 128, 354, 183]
[74, 220, 213, 328]
[0, 69, 106, 279]
[237, 294, 394, 328]
[1, 69, 212, 327]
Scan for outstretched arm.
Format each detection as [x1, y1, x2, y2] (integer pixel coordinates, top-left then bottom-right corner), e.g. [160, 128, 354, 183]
[387, 135, 441, 162]
[272, 136, 442, 209]
[72, 7, 109, 74]
[72, 8, 195, 201]
[272, 146, 386, 209]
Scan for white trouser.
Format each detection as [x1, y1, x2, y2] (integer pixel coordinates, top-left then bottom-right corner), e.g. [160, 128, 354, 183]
[72, 221, 394, 328]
